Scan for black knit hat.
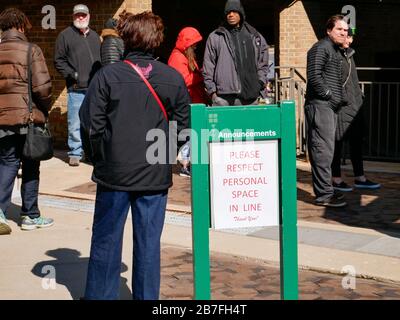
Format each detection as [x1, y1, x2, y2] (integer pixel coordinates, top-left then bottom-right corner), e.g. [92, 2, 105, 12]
[105, 18, 117, 29]
[224, 0, 246, 20]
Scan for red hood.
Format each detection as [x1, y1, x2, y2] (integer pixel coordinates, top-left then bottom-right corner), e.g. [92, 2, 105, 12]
[175, 27, 203, 52]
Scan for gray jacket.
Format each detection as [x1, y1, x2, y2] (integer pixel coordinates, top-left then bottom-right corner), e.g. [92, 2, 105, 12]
[202, 22, 269, 97]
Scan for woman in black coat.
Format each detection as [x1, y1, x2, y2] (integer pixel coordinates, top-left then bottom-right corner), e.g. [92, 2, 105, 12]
[331, 30, 380, 192]
[80, 11, 190, 300]
[100, 18, 124, 65]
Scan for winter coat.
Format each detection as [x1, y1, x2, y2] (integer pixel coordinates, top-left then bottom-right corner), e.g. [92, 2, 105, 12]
[305, 37, 345, 112]
[336, 47, 364, 140]
[0, 30, 52, 126]
[79, 51, 190, 191]
[100, 28, 124, 66]
[202, 22, 269, 97]
[168, 27, 208, 104]
[54, 26, 101, 91]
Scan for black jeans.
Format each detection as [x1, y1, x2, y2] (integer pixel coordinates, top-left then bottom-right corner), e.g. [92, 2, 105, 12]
[0, 134, 40, 218]
[212, 94, 259, 106]
[332, 112, 365, 178]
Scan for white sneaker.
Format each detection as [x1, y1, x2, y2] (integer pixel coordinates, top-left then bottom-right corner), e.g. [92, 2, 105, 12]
[0, 210, 11, 235]
[21, 216, 54, 231]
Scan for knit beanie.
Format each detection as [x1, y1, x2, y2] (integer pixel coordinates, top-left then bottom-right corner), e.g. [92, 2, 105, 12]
[105, 18, 117, 29]
[224, 0, 246, 20]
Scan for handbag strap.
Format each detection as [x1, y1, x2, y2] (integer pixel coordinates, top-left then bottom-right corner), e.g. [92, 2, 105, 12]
[26, 43, 33, 119]
[124, 60, 168, 121]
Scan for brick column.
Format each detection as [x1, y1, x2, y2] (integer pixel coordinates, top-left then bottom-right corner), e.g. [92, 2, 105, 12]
[278, 1, 317, 79]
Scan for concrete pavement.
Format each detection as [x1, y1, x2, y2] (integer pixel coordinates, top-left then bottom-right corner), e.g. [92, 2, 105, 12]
[1, 150, 399, 299]
[1, 203, 400, 300]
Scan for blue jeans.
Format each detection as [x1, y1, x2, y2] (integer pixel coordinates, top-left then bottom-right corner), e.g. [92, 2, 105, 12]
[84, 185, 168, 300]
[0, 135, 40, 218]
[67, 90, 86, 159]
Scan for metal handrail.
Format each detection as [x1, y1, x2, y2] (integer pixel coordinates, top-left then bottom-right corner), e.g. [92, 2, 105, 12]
[357, 67, 400, 71]
[276, 66, 400, 71]
[273, 66, 400, 160]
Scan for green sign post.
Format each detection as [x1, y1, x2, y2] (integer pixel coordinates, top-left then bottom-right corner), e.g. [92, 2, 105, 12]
[190, 101, 298, 300]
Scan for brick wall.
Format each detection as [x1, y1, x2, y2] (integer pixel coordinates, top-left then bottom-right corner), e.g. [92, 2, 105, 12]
[0, 0, 151, 147]
[278, 1, 316, 79]
[278, 0, 400, 79]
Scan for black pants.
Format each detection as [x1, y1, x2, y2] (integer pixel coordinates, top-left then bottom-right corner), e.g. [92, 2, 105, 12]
[305, 104, 337, 201]
[331, 112, 365, 178]
[212, 94, 258, 106]
[0, 134, 41, 218]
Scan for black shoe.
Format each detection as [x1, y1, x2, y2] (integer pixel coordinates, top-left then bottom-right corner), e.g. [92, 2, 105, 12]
[315, 195, 347, 208]
[354, 179, 381, 190]
[333, 190, 345, 200]
[332, 181, 353, 192]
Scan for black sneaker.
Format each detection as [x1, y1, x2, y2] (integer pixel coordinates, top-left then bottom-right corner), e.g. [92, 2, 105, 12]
[315, 195, 347, 208]
[332, 181, 353, 192]
[333, 190, 345, 200]
[354, 179, 381, 190]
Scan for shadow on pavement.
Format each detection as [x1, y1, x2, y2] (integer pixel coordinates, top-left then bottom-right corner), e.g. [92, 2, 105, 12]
[31, 248, 131, 300]
[297, 168, 400, 238]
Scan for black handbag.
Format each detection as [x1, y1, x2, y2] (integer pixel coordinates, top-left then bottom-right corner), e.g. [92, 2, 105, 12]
[22, 43, 53, 161]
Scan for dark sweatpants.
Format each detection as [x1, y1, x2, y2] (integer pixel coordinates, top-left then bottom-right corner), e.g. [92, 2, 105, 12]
[305, 104, 337, 202]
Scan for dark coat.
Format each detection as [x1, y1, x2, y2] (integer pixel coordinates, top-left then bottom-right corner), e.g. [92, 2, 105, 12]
[79, 51, 190, 191]
[202, 22, 269, 97]
[305, 37, 345, 112]
[336, 48, 364, 140]
[100, 28, 124, 66]
[0, 30, 52, 126]
[54, 26, 101, 91]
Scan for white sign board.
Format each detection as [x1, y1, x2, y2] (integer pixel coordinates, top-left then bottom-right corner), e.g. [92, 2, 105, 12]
[209, 140, 279, 230]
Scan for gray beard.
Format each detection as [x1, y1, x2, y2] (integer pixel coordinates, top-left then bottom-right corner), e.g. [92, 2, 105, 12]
[73, 20, 89, 30]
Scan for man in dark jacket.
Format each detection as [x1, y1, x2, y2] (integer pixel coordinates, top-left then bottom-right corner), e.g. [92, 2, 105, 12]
[54, 4, 101, 166]
[80, 11, 190, 300]
[305, 15, 348, 207]
[203, 0, 269, 106]
[100, 18, 124, 65]
[331, 29, 381, 192]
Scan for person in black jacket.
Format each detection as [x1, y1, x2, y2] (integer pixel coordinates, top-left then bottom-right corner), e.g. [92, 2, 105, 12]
[54, 4, 101, 167]
[80, 11, 190, 300]
[305, 15, 348, 208]
[100, 18, 124, 65]
[331, 29, 381, 192]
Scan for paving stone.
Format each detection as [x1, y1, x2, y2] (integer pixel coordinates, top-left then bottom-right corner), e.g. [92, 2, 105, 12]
[160, 247, 400, 300]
